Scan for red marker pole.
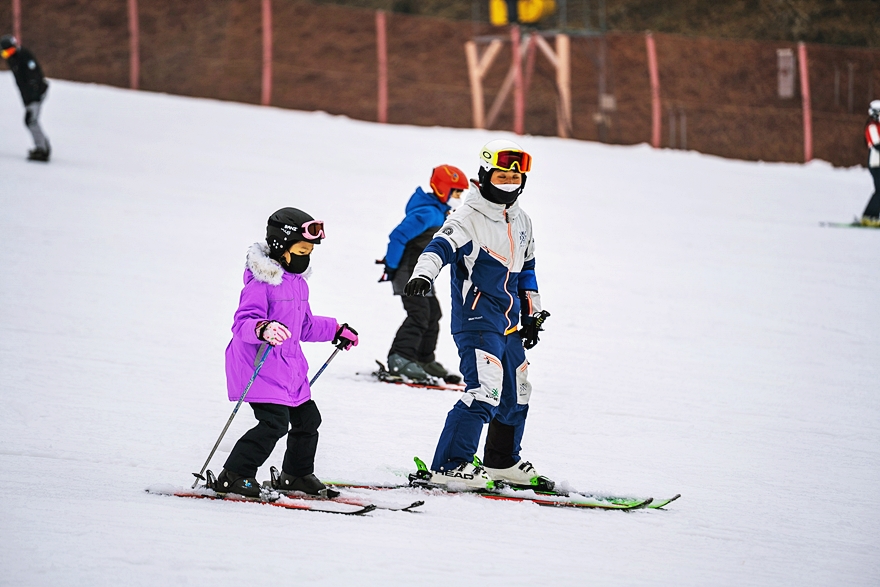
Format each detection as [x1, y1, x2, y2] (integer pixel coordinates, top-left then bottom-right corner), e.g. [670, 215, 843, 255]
[261, 0, 272, 106]
[12, 0, 21, 42]
[128, 0, 140, 90]
[645, 32, 662, 148]
[798, 42, 813, 162]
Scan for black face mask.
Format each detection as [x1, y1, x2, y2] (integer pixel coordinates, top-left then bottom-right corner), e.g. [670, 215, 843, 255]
[281, 253, 310, 274]
[478, 171, 527, 205]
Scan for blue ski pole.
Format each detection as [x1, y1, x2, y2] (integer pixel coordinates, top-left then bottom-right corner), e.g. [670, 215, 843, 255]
[191, 343, 273, 488]
[309, 340, 347, 386]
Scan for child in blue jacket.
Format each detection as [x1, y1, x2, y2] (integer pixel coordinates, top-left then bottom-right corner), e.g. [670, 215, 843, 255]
[379, 165, 468, 381]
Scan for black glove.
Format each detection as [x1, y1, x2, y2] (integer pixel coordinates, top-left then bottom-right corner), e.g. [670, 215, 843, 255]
[404, 277, 432, 297]
[519, 310, 550, 350]
[376, 258, 396, 282]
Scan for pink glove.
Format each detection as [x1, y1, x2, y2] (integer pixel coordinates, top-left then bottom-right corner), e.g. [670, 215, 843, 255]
[333, 323, 359, 351]
[256, 320, 291, 346]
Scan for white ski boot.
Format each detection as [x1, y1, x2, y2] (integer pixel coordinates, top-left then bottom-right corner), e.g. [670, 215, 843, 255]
[429, 462, 494, 491]
[484, 460, 555, 490]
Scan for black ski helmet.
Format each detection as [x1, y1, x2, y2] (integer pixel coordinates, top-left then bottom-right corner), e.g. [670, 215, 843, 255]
[266, 207, 322, 259]
[0, 34, 17, 50]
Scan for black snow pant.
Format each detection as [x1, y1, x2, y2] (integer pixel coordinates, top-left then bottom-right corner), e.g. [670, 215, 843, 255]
[863, 167, 880, 219]
[389, 294, 442, 363]
[224, 400, 322, 478]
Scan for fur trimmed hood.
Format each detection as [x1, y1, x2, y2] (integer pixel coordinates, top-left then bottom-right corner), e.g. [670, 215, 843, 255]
[245, 242, 311, 285]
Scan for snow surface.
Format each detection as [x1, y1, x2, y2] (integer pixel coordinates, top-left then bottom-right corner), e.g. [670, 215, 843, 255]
[1, 74, 878, 586]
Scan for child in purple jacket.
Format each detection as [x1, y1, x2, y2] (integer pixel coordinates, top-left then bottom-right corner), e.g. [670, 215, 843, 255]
[212, 207, 359, 497]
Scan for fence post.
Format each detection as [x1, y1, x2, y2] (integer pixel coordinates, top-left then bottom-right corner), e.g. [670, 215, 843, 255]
[798, 41, 812, 162]
[556, 33, 571, 138]
[12, 0, 21, 42]
[465, 41, 485, 128]
[511, 26, 524, 135]
[261, 0, 272, 106]
[376, 10, 388, 123]
[645, 32, 661, 148]
[127, 0, 139, 90]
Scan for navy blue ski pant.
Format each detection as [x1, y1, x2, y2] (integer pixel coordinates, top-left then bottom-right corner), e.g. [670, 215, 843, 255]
[431, 330, 532, 472]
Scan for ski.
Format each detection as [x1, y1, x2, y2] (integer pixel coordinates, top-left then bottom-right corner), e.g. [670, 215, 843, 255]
[364, 360, 466, 392]
[819, 219, 880, 229]
[263, 466, 424, 512]
[146, 487, 377, 516]
[326, 457, 680, 510]
[325, 480, 652, 510]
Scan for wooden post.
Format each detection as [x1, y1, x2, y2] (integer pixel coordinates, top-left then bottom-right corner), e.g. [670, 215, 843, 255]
[127, 0, 140, 90]
[556, 34, 571, 138]
[261, 0, 272, 106]
[798, 42, 812, 162]
[511, 26, 524, 135]
[645, 32, 661, 148]
[465, 39, 503, 129]
[12, 0, 21, 42]
[376, 10, 388, 123]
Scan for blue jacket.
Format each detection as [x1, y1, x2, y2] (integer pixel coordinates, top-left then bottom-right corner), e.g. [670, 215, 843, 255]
[411, 184, 541, 335]
[384, 187, 450, 269]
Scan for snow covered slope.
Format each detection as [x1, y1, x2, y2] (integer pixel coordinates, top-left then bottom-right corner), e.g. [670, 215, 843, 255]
[1, 75, 878, 586]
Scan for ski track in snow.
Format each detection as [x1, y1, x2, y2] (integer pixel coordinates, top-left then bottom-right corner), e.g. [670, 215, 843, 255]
[0, 74, 878, 586]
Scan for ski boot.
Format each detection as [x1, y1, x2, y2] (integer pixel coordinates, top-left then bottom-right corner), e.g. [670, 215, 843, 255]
[268, 466, 339, 498]
[483, 459, 555, 491]
[409, 456, 494, 491]
[27, 147, 50, 162]
[209, 469, 262, 498]
[387, 353, 430, 382]
[419, 360, 462, 384]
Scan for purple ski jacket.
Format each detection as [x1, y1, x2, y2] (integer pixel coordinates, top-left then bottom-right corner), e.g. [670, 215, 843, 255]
[225, 243, 338, 407]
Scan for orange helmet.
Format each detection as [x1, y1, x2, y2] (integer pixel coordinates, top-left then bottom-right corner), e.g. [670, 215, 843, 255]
[429, 164, 468, 203]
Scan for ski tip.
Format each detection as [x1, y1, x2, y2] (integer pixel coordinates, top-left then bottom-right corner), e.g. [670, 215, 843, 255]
[649, 494, 682, 508]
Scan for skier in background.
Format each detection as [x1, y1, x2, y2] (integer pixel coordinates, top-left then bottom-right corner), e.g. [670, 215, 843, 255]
[404, 139, 552, 490]
[378, 165, 468, 383]
[0, 34, 50, 161]
[212, 207, 359, 498]
[860, 100, 880, 226]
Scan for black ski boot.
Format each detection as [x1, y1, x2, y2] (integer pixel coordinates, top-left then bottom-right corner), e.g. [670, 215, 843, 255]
[270, 466, 339, 498]
[420, 360, 462, 384]
[27, 147, 50, 162]
[211, 469, 261, 498]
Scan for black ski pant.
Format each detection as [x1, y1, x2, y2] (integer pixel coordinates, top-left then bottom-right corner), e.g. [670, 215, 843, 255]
[389, 294, 442, 363]
[224, 400, 321, 479]
[863, 167, 880, 219]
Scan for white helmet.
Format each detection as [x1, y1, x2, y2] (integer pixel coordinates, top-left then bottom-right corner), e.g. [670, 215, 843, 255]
[479, 139, 532, 173]
[870, 100, 880, 121]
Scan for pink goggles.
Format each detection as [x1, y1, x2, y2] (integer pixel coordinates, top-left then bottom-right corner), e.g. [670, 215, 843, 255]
[268, 219, 326, 240]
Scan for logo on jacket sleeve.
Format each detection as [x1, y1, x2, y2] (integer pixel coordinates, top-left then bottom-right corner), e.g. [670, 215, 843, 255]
[518, 230, 528, 246]
[443, 227, 454, 236]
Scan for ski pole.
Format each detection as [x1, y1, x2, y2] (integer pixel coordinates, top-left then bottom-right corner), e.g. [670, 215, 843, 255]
[309, 340, 346, 386]
[191, 342, 273, 488]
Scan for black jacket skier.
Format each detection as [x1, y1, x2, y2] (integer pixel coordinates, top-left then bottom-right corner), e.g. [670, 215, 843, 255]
[1, 34, 51, 161]
[4, 45, 48, 104]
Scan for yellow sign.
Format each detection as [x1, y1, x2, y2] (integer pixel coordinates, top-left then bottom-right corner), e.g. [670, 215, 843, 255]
[489, 0, 556, 26]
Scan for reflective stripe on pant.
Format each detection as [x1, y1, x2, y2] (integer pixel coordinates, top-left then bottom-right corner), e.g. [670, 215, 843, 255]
[25, 99, 49, 151]
[430, 330, 531, 472]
